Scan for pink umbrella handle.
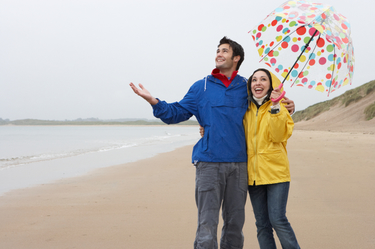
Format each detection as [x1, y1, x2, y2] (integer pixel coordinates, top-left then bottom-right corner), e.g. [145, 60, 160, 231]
[271, 83, 286, 103]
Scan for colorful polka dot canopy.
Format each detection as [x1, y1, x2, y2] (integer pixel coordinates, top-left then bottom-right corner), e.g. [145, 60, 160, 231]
[250, 0, 355, 95]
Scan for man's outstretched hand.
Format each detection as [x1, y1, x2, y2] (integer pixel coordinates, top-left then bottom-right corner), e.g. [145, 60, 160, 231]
[129, 83, 159, 105]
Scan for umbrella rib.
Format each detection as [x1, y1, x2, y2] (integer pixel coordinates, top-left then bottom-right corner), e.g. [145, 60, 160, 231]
[290, 33, 321, 88]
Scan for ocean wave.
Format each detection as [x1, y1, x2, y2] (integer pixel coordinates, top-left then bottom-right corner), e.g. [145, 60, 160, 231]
[0, 131, 196, 170]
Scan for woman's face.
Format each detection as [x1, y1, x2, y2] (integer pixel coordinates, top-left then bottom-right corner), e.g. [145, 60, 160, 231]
[251, 71, 271, 99]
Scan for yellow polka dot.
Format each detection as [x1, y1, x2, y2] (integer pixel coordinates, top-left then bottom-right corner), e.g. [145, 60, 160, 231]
[258, 47, 264, 56]
[315, 85, 325, 92]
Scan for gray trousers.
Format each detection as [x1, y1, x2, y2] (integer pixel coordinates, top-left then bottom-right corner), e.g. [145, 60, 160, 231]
[194, 162, 248, 249]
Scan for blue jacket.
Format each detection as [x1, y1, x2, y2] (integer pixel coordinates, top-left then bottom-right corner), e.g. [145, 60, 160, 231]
[152, 74, 248, 164]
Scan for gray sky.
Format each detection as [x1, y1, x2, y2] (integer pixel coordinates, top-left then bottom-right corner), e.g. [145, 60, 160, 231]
[0, 0, 373, 120]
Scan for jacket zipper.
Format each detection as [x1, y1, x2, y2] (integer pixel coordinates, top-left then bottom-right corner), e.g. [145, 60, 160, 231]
[253, 106, 259, 186]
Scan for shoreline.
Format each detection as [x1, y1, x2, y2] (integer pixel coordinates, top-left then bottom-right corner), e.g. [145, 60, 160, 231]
[0, 130, 374, 248]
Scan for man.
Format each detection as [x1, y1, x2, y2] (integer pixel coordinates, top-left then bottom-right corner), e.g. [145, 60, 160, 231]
[129, 37, 294, 249]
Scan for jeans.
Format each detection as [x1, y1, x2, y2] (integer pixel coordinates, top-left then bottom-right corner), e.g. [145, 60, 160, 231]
[194, 162, 248, 249]
[248, 182, 300, 249]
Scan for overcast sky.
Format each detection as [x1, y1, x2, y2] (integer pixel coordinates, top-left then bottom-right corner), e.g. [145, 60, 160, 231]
[0, 0, 373, 120]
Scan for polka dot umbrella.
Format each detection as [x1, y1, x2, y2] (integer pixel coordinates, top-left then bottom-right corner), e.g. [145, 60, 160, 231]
[249, 0, 355, 100]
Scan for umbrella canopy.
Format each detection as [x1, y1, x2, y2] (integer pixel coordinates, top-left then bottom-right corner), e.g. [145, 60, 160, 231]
[249, 0, 355, 96]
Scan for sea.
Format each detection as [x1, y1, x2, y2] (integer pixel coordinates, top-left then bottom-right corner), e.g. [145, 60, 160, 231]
[0, 125, 201, 196]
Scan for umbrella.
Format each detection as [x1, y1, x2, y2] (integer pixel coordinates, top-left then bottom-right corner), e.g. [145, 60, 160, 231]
[249, 0, 355, 101]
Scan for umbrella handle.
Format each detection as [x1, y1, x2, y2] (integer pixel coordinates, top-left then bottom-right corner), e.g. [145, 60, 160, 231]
[271, 83, 286, 103]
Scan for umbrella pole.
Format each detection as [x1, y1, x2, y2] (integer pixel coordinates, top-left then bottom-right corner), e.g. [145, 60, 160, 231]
[282, 28, 319, 87]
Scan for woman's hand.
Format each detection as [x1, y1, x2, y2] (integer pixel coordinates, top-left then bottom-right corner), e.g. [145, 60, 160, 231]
[270, 88, 282, 106]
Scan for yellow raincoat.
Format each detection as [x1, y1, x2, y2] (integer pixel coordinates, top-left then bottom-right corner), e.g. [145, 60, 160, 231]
[243, 100, 294, 186]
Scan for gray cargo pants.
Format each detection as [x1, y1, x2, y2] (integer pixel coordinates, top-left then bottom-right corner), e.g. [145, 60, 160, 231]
[194, 162, 248, 249]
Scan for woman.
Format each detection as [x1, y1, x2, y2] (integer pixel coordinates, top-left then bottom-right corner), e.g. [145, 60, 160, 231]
[244, 68, 300, 249]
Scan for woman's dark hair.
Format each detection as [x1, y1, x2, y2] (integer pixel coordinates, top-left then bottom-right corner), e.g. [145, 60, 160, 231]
[247, 68, 274, 107]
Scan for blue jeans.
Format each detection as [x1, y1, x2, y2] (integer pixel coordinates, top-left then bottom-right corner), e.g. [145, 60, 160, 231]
[248, 182, 300, 249]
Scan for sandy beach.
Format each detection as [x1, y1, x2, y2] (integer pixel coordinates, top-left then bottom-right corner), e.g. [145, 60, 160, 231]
[0, 127, 374, 248]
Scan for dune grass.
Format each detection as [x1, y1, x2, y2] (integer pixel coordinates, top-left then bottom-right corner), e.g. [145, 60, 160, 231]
[293, 80, 375, 122]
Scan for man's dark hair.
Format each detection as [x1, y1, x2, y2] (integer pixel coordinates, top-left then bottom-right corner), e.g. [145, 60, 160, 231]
[218, 36, 245, 71]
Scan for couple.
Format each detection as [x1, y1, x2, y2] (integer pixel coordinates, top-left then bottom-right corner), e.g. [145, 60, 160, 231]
[129, 37, 300, 249]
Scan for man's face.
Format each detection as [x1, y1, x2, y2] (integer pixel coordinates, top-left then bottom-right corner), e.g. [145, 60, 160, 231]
[215, 44, 236, 71]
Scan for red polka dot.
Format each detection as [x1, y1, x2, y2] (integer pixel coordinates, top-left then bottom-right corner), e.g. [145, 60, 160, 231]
[309, 27, 319, 36]
[298, 72, 304, 78]
[268, 51, 274, 57]
[341, 23, 348, 30]
[270, 41, 274, 47]
[276, 25, 283, 32]
[309, 59, 316, 66]
[281, 42, 289, 48]
[272, 20, 278, 26]
[296, 26, 306, 36]
[319, 57, 327, 65]
[317, 38, 325, 48]
[291, 44, 299, 52]
[337, 62, 342, 69]
[258, 24, 265, 31]
[294, 63, 299, 69]
[326, 74, 332, 79]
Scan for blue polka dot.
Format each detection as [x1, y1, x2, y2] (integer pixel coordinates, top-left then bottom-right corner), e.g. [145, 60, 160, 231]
[325, 80, 332, 87]
[291, 70, 298, 77]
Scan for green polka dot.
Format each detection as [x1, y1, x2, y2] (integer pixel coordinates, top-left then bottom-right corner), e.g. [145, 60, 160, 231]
[304, 37, 311, 44]
[326, 44, 334, 52]
[262, 26, 267, 32]
[303, 71, 309, 76]
[289, 21, 297, 27]
[273, 51, 279, 57]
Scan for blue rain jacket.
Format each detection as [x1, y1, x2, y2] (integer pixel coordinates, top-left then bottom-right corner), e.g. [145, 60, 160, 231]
[152, 74, 248, 164]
